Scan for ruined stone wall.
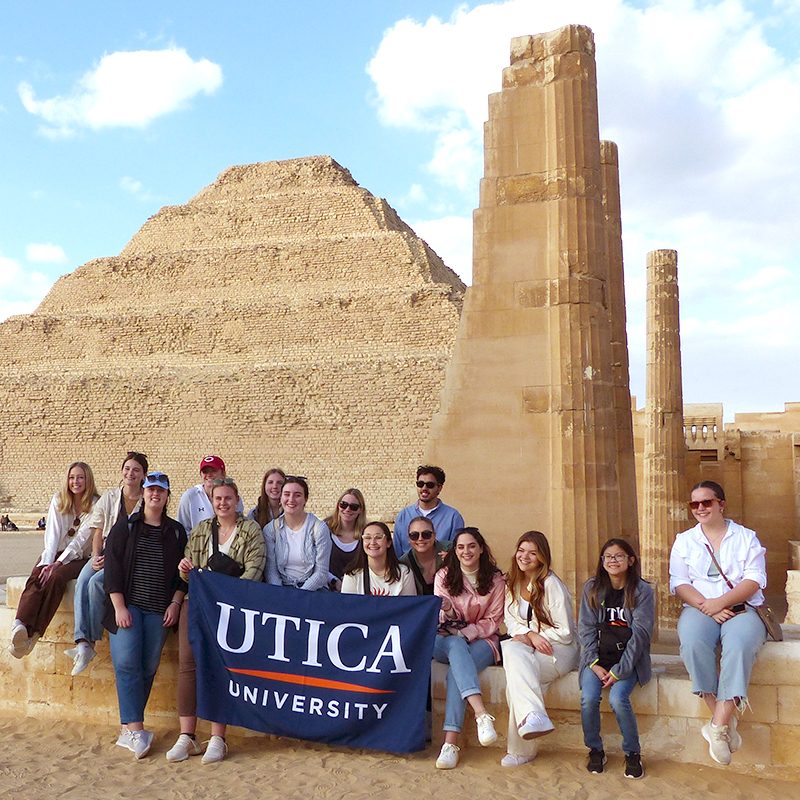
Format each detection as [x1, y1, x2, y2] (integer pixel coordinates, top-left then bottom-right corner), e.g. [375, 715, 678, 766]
[0, 157, 464, 519]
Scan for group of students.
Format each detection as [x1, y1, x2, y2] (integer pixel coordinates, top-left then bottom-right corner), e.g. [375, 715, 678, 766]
[8, 454, 770, 777]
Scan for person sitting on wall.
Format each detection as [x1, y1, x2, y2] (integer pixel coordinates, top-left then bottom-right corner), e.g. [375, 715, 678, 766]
[37, 517, 46, 530]
[248, 467, 285, 527]
[326, 488, 367, 590]
[264, 476, 332, 591]
[392, 465, 465, 556]
[398, 515, 451, 595]
[177, 455, 243, 533]
[341, 521, 415, 596]
[65, 451, 148, 676]
[9, 462, 99, 658]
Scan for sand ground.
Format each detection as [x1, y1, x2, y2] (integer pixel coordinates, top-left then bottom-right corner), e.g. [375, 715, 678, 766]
[0, 716, 798, 800]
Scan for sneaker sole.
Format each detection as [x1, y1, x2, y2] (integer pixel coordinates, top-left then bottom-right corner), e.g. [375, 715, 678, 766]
[520, 726, 555, 740]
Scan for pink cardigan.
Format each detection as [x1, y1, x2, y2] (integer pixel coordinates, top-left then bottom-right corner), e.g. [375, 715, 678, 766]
[434, 568, 506, 663]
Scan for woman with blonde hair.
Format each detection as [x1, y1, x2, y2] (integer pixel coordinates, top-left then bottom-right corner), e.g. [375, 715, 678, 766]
[326, 488, 367, 589]
[501, 531, 579, 767]
[10, 462, 99, 658]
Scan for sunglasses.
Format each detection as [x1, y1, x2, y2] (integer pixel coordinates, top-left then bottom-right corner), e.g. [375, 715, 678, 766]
[416, 480, 438, 489]
[67, 516, 81, 537]
[213, 478, 236, 487]
[338, 500, 361, 512]
[408, 530, 434, 541]
[688, 498, 720, 510]
[284, 475, 308, 483]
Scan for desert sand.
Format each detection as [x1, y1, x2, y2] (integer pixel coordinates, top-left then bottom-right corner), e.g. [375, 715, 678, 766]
[0, 716, 798, 800]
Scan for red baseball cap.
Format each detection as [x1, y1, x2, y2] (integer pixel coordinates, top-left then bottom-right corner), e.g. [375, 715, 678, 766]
[200, 455, 225, 472]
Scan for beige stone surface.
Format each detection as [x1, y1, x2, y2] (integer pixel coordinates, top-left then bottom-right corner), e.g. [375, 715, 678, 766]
[0, 156, 464, 522]
[426, 25, 626, 591]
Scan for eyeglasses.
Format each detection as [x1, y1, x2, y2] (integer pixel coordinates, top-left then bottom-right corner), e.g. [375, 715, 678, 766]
[408, 530, 434, 541]
[602, 554, 630, 563]
[67, 516, 81, 537]
[213, 478, 236, 487]
[688, 498, 720, 510]
[362, 535, 387, 543]
[338, 500, 361, 512]
[416, 480, 439, 489]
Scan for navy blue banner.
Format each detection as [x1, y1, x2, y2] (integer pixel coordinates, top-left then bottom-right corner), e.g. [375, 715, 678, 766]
[187, 569, 441, 753]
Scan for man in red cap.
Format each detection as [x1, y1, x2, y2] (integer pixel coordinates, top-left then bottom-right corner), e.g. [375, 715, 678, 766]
[177, 455, 242, 532]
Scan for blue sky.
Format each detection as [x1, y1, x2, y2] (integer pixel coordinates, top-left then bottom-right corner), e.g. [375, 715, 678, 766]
[2, 0, 800, 418]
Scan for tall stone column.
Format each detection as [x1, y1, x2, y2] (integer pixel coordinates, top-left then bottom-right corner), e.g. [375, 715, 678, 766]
[426, 26, 621, 597]
[642, 249, 688, 637]
[601, 141, 639, 546]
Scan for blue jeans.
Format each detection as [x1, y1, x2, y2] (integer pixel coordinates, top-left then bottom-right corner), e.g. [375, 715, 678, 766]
[73, 561, 105, 643]
[580, 667, 640, 754]
[433, 635, 495, 733]
[109, 605, 168, 725]
[678, 605, 766, 703]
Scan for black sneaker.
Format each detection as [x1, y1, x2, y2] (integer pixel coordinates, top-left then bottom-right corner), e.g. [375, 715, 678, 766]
[624, 752, 644, 779]
[587, 748, 606, 773]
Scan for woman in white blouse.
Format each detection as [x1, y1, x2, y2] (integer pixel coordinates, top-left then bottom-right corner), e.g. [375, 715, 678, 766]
[501, 531, 579, 767]
[341, 521, 415, 596]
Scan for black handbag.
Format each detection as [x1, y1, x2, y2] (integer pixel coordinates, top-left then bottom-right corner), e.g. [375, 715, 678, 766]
[206, 518, 244, 577]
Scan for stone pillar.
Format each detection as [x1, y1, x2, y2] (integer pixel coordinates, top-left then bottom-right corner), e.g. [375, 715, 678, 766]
[425, 26, 620, 597]
[642, 249, 688, 637]
[601, 141, 639, 547]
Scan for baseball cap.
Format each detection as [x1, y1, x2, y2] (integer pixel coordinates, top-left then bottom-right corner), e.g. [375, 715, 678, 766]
[142, 472, 170, 490]
[200, 455, 225, 472]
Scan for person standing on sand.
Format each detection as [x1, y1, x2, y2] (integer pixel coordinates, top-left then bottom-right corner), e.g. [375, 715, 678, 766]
[9, 462, 99, 658]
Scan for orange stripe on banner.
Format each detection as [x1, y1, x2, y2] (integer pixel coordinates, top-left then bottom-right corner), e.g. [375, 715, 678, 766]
[227, 668, 394, 694]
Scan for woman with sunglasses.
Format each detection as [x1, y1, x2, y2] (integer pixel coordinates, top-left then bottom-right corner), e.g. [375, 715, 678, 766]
[103, 472, 187, 760]
[264, 476, 332, 592]
[66, 451, 148, 676]
[341, 521, 415, 596]
[168, 476, 266, 765]
[248, 467, 285, 527]
[10, 462, 99, 658]
[433, 527, 505, 770]
[399, 516, 451, 595]
[669, 480, 768, 767]
[326, 489, 367, 590]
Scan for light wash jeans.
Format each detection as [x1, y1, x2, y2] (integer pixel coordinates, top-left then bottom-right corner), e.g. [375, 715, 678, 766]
[580, 667, 640, 754]
[677, 605, 766, 704]
[73, 561, 106, 643]
[433, 634, 494, 733]
[109, 605, 168, 725]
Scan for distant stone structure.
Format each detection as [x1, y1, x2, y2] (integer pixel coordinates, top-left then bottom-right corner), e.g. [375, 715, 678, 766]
[426, 26, 631, 594]
[0, 157, 464, 517]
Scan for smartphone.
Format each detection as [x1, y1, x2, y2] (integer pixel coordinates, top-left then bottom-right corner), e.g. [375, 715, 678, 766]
[731, 602, 746, 614]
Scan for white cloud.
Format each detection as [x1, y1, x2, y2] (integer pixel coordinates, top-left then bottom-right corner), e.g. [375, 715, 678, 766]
[26, 243, 67, 264]
[370, 1, 800, 415]
[120, 177, 143, 194]
[19, 47, 223, 137]
[0, 254, 52, 321]
[410, 216, 473, 283]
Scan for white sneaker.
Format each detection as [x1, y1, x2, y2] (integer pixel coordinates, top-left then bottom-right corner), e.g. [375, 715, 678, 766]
[131, 730, 154, 760]
[201, 735, 227, 765]
[166, 733, 204, 762]
[70, 645, 96, 676]
[475, 713, 498, 746]
[8, 623, 31, 658]
[518, 711, 555, 740]
[728, 715, 742, 753]
[116, 729, 135, 752]
[701, 722, 732, 766]
[435, 743, 460, 769]
[501, 753, 534, 767]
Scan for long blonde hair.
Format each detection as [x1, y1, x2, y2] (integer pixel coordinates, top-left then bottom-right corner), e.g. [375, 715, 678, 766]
[56, 462, 98, 515]
[506, 531, 555, 631]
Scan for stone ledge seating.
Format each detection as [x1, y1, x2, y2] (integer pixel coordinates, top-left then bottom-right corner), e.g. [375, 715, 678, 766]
[2, 576, 799, 771]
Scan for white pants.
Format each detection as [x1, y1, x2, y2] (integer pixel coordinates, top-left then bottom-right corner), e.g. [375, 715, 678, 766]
[502, 638, 579, 757]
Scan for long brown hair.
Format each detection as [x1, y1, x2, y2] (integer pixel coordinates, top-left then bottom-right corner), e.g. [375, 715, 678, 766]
[344, 521, 401, 583]
[587, 538, 642, 611]
[326, 488, 367, 539]
[506, 531, 555, 631]
[255, 468, 285, 528]
[57, 462, 98, 515]
[442, 527, 499, 596]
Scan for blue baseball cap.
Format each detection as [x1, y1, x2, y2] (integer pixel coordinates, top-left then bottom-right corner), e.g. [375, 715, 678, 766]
[142, 471, 170, 490]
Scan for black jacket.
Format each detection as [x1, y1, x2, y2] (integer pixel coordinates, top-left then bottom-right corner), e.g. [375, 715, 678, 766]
[102, 510, 187, 634]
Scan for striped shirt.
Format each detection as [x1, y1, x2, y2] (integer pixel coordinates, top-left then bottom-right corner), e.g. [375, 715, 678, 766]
[129, 523, 168, 613]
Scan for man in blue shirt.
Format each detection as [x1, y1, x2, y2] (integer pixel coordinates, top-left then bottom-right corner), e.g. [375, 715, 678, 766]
[392, 465, 465, 556]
